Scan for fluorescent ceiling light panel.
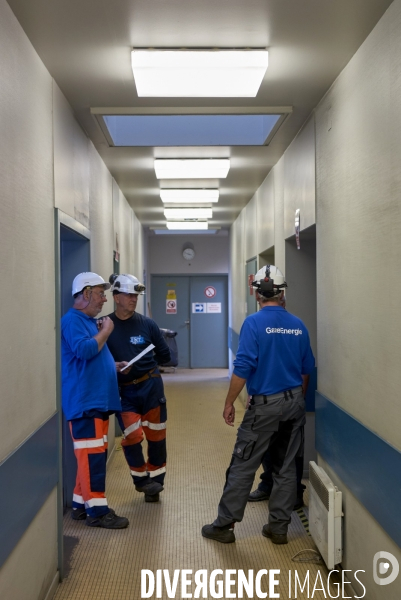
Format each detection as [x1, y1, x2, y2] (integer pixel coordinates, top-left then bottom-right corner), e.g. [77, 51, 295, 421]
[166, 221, 208, 230]
[131, 50, 269, 97]
[164, 208, 212, 219]
[154, 159, 230, 179]
[160, 189, 219, 203]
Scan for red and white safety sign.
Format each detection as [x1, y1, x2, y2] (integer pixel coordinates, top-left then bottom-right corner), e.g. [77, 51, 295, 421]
[204, 286, 216, 298]
[166, 299, 177, 314]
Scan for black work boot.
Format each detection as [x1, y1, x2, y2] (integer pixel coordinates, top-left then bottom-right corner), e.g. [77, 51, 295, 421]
[145, 492, 160, 503]
[86, 509, 129, 529]
[201, 524, 235, 544]
[262, 524, 288, 545]
[248, 489, 271, 502]
[135, 481, 164, 495]
[71, 507, 87, 520]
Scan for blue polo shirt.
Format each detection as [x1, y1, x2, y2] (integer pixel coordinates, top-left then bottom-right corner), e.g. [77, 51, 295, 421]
[233, 306, 315, 396]
[61, 308, 121, 420]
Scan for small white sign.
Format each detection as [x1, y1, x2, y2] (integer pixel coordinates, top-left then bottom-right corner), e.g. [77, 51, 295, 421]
[166, 299, 177, 314]
[206, 302, 221, 313]
[192, 302, 206, 313]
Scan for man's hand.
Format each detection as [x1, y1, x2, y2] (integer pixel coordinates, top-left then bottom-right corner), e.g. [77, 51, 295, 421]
[115, 361, 131, 373]
[94, 316, 114, 351]
[99, 316, 114, 334]
[222, 373, 247, 426]
[223, 402, 235, 426]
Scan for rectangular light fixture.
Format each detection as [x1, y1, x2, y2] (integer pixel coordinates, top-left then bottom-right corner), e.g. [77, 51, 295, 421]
[154, 159, 230, 179]
[160, 189, 219, 203]
[131, 50, 269, 97]
[164, 208, 212, 219]
[166, 221, 208, 230]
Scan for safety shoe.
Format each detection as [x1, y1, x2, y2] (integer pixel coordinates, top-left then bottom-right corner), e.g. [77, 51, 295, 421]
[145, 493, 160, 503]
[71, 507, 87, 521]
[201, 524, 235, 544]
[135, 481, 164, 495]
[248, 489, 271, 502]
[86, 509, 129, 529]
[262, 524, 288, 545]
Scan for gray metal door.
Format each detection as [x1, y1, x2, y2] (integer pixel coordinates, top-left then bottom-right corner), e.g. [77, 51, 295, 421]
[150, 276, 190, 367]
[190, 276, 228, 368]
[151, 275, 228, 368]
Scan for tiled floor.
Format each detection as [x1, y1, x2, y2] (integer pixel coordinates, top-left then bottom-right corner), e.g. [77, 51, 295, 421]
[55, 369, 334, 599]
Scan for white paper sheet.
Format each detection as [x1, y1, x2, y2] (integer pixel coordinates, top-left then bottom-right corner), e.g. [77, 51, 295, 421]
[120, 343, 155, 372]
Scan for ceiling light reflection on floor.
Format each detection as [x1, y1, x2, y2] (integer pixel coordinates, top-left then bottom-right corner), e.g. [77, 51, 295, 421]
[160, 189, 219, 203]
[154, 159, 230, 179]
[132, 50, 269, 97]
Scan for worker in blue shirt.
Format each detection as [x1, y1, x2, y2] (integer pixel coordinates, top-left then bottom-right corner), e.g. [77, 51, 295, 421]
[202, 265, 315, 545]
[248, 292, 307, 510]
[61, 272, 129, 529]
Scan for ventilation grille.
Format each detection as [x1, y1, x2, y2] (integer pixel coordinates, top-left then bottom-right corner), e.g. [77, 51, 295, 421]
[310, 465, 330, 511]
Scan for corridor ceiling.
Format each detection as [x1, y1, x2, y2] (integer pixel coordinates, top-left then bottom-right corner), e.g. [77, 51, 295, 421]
[8, 0, 393, 231]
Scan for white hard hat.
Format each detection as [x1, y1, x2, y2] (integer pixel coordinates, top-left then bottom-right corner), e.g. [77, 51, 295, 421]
[252, 265, 287, 298]
[72, 272, 110, 296]
[109, 273, 146, 295]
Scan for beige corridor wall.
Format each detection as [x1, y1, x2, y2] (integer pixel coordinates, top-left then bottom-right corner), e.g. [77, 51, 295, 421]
[0, 0, 57, 598]
[0, 2, 144, 597]
[316, 0, 401, 448]
[315, 0, 401, 595]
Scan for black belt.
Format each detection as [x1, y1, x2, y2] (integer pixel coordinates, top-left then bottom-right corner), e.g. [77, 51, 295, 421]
[120, 367, 161, 386]
[251, 386, 302, 405]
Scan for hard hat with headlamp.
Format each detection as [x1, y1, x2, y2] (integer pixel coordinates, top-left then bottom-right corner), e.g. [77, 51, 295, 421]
[109, 273, 146, 295]
[71, 272, 111, 297]
[251, 265, 287, 299]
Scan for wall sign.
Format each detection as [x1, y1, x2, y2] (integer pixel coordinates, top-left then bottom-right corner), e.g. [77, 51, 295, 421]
[204, 286, 216, 298]
[192, 303, 206, 313]
[206, 303, 221, 313]
[295, 208, 301, 250]
[166, 289, 177, 314]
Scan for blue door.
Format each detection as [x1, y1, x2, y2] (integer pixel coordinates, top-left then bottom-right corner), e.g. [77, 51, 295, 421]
[190, 276, 228, 368]
[151, 275, 228, 368]
[60, 224, 90, 508]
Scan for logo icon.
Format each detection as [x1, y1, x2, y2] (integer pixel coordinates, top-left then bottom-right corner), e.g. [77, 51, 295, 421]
[373, 551, 399, 586]
[130, 336, 145, 345]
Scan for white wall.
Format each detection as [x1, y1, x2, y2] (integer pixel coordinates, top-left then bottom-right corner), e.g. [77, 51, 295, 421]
[256, 171, 275, 258]
[314, 0, 401, 590]
[315, 0, 401, 449]
[0, 1, 57, 596]
[148, 233, 229, 275]
[0, 0, 55, 464]
[0, 1, 145, 596]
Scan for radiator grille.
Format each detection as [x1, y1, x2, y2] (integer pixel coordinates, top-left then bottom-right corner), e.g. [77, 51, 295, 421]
[310, 466, 330, 511]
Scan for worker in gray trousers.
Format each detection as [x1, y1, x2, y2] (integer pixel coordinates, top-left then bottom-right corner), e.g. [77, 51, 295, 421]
[202, 265, 315, 545]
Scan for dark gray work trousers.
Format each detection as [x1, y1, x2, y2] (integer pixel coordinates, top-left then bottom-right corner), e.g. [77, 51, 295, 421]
[213, 387, 305, 535]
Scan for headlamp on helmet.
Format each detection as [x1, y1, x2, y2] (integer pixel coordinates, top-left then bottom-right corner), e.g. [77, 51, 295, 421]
[251, 265, 287, 299]
[109, 273, 146, 295]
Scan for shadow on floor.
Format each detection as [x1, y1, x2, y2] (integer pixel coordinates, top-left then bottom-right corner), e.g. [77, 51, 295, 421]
[63, 535, 79, 578]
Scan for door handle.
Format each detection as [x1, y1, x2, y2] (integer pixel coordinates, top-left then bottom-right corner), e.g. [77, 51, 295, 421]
[184, 320, 190, 328]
